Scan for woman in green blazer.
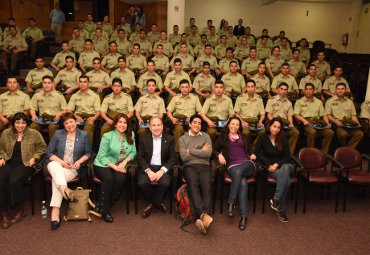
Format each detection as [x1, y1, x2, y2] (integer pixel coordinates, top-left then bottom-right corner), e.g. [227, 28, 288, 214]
[94, 113, 136, 222]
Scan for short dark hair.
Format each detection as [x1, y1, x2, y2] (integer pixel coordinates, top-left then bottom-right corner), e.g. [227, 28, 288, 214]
[336, 82, 346, 89]
[79, 75, 89, 82]
[112, 77, 122, 86]
[202, 61, 210, 67]
[245, 79, 256, 87]
[42, 75, 54, 82]
[173, 58, 182, 65]
[65, 55, 75, 62]
[179, 79, 190, 86]
[304, 83, 314, 90]
[278, 82, 289, 89]
[60, 112, 77, 125]
[189, 114, 203, 125]
[11, 112, 30, 128]
[147, 78, 156, 86]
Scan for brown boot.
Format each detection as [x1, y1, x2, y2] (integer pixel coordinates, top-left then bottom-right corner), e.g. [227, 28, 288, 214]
[1, 212, 11, 229]
[200, 213, 213, 231]
[11, 202, 27, 224]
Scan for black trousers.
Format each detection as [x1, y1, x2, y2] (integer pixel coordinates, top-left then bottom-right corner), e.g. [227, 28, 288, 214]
[183, 164, 212, 219]
[0, 162, 33, 212]
[94, 165, 127, 214]
[138, 165, 171, 207]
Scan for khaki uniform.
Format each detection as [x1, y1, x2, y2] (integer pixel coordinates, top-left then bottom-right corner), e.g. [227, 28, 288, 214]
[173, 43, 194, 56]
[226, 35, 238, 48]
[312, 60, 331, 78]
[299, 48, 310, 64]
[360, 100, 370, 136]
[116, 39, 131, 56]
[102, 23, 112, 36]
[91, 32, 109, 42]
[3, 26, 21, 38]
[325, 96, 363, 148]
[129, 32, 140, 43]
[167, 93, 202, 151]
[100, 92, 134, 136]
[25, 68, 53, 90]
[84, 21, 96, 36]
[169, 33, 181, 47]
[256, 46, 271, 60]
[323, 76, 351, 94]
[208, 34, 219, 48]
[288, 59, 306, 77]
[68, 89, 101, 143]
[164, 70, 192, 90]
[0, 90, 31, 132]
[110, 68, 137, 91]
[299, 75, 322, 93]
[54, 67, 81, 89]
[238, 36, 256, 47]
[147, 32, 160, 46]
[78, 50, 100, 69]
[121, 24, 131, 36]
[256, 37, 273, 48]
[102, 53, 122, 69]
[280, 47, 292, 61]
[22, 26, 44, 59]
[30, 90, 67, 139]
[170, 54, 195, 70]
[194, 55, 219, 70]
[233, 46, 250, 60]
[86, 69, 112, 89]
[214, 44, 227, 59]
[126, 54, 147, 70]
[241, 58, 261, 75]
[93, 37, 109, 55]
[271, 74, 298, 93]
[153, 40, 174, 57]
[151, 55, 170, 71]
[294, 97, 334, 154]
[68, 37, 85, 53]
[221, 72, 245, 94]
[193, 73, 216, 93]
[265, 56, 285, 74]
[219, 58, 239, 73]
[266, 95, 299, 154]
[202, 94, 234, 142]
[136, 40, 152, 56]
[188, 35, 200, 47]
[193, 44, 207, 57]
[52, 51, 76, 68]
[1, 35, 28, 72]
[137, 72, 163, 90]
[78, 29, 90, 40]
[251, 74, 270, 94]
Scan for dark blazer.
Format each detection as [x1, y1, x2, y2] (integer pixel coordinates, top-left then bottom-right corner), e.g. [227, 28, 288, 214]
[137, 133, 177, 173]
[233, 25, 245, 37]
[45, 128, 92, 166]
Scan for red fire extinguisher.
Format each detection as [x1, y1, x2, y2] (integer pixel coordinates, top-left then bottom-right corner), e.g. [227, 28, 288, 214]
[342, 33, 349, 46]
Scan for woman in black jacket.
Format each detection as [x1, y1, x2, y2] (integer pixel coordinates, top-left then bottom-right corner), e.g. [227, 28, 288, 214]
[213, 117, 256, 230]
[255, 117, 293, 223]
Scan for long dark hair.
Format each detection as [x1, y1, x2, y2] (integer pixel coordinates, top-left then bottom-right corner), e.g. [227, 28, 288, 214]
[222, 116, 243, 135]
[221, 116, 251, 154]
[113, 113, 133, 144]
[265, 117, 284, 152]
[11, 112, 30, 134]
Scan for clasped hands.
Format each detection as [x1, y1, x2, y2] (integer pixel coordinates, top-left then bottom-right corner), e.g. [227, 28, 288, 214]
[147, 169, 165, 183]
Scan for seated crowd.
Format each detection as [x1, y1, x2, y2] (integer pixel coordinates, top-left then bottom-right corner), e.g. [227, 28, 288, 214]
[0, 15, 369, 234]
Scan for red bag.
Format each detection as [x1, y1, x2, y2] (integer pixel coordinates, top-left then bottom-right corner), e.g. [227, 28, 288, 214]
[176, 184, 193, 227]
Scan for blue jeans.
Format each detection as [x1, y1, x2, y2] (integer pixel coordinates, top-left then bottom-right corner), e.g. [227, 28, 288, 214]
[269, 163, 294, 212]
[228, 161, 256, 217]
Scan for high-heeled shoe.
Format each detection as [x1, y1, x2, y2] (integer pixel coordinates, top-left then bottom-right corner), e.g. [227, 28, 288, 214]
[239, 217, 247, 231]
[64, 188, 78, 203]
[51, 219, 61, 230]
[227, 203, 234, 217]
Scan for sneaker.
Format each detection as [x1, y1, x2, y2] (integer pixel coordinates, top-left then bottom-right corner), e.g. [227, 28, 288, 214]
[270, 199, 280, 212]
[276, 211, 288, 223]
[195, 219, 207, 234]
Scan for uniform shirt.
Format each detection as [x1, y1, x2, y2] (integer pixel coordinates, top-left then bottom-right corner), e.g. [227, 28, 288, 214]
[312, 60, 331, 78]
[193, 44, 207, 57]
[256, 37, 273, 48]
[251, 74, 270, 93]
[271, 73, 298, 93]
[226, 35, 238, 48]
[194, 55, 219, 70]
[67, 89, 101, 115]
[151, 55, 170, 71]
[219, 58, 239, 73]
[201, 94, 234, 120]
[0, 90, 31, 115]
[116, 39, 131, 56]
[129, 32, 140, 43]
[299, 48, 311, 64]
[233, 45, 250, 60]
[22, 27, 44, 40]
[280, 47, 292, 61]
[234, 94, 265, 119]
[187, 34, 200, 47]
[136, 40, 152, 56]
[86, 70, 112, 88]
[294, 97, 325, 118]
[221, 72, 245, 93]
[101, 92, 133, 114]
[167, 93, 202, 117]
[208, 34, 219, 48]
[238, 36, 256, 47]
[325, 95, 356, 120]
[134, 94, 166, 116]
[93, 38, 109, 55]
[173, 43, 194, 56]
[256, 46, 271, 60]
[3, 35, 28, 50]
[52, 51, 76, 68]
[323, 76, 351, 94]
[153, 40, 174, 56]
[126, 54, 147, 70]
[164, 70, 192, 89]
[214, 44, 227, 59]
[78, 50, 100, 68]
[170, 54, 195, 70]
[137, 72, 163, 89]
[169, 33, 181, 47]
[78, 29, 90, 40]
[299, 75, 322, 93]
[102, 23, 112, 36]
[31, 90, 67, 115]
[54, 67, 81, 88]
[360, 100, 370, 120]
[25, 68, 53, 87]
[110, 68, 137, 90]
[84, 21, 96, 35]
[68, 37, 85, 53]
[147, 32, 160, 45]
[193, 73, 216, 91]
[102, 53, 122, 69]
[265, 56, 285, 73]
[288, 59, 306, 76]
[265, 95, 293, 119]
[241, 58, 261, 74]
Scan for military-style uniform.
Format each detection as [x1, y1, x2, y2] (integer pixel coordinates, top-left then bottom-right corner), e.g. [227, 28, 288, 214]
[0, 90, 31, 132]
[116, 39, 131, 56]
[325, 95, 364, 148]
[360, 100, 370, 136]
[110, 68, 137, 91]
[194, 55, 219, 70]
[312, 60, 331, 78]
[265, 56, 285, 75]
[153, 40, 174, 57]
[121, 24, 131, 36]
[164, 70, 192, 91]
[193, 44, 207, 57]
[52, 51, 76, 69]
[1, 35, 28, 72]
[188, 34, 200, 47]
[86, 69, 112, 101]
[233, 46, 250, 60]
[54, 67, 82, 101]
[92, 37, 109, 56]
[68, 37, 85, 53]
[193, 73, 216, 95]
[241, 58, 261, 76]
[102, 22, 112, 36]
[137, 71, 163, 90]
[234, 93, 266, 144]
[84, 21, 96, 36]
[22, 26, 44, 59]
[256, 46, 271, 60]
[169, 33, 181, 47]
[251, 73, 270, 95]
[78, 29, 90, 40]
[201, 94, 234, 142]
[167, 93, 202, 151]
[173, 43, 194, 56]
[29, 90, 67, 139]
[226, 35, 238, 48]
[219, 58, 239, 73]
[299, 48, 311, 64]
[78, 50, 100, 70]
[256, 37, 273, 48]
[280, 47, 292, 61]
[126, 54, 147, 70]
[288, 59, 306, 78]
[238, 36, 256, 47]
[136, 40, 152, 56]
[170, 54, 195, 71]
[67, 89, 101, 143]
[147, 32, 160, 46]
[221, 72, 245, 95]
[265, 95, 300, 154]
[323, 76, 351, 95]
[102, 53, 122, 70]
[271, 74, 299, 93]
[214, 44, 227, 59]
[100, 92, 134, 136]
[25, 68, 53, 90]
[294, 97, 334, 154]
[299, 75, 323, 94]
[151, 55, 170, 72]
[208, 34, 219, 48]
[129, 32, 140, 43]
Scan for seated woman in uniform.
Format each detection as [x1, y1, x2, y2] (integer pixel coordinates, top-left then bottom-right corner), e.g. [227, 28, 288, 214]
[46, 112, 92, 230]
[255, 117, 293, 223]
[93, 113, 136, 223]
[0, 112, 46, 229]
[213, 117, 256, 231]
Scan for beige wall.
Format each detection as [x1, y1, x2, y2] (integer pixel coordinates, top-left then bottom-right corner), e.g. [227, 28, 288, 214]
[185, 0, 364, 53]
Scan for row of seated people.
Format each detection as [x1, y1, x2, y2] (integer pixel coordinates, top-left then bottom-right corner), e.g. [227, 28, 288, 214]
[1, 74, 368, 162]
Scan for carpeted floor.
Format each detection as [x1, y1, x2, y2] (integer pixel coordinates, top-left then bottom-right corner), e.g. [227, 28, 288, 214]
[1, 197, 370, 255]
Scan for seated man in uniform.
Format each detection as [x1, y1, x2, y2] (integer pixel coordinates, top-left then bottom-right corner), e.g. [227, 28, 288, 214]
[138, 117, 177, 218]
[221, 61, 246, 98]
[271, 63, 299, 99]
[265, 82, 300, 155]
[214, 35, 228, 61]
[101, 41, 122, 74]
[325, 83, 363, 148]
[323, 66, 353, 100]
[251, 62, 271, 98]
[110, 56, 137, 95]
[126, 43, 147, 78]
[50, 41, 76, 73]
[67, 75, 101, 144]
[135, 29, 153, 59]
[312, 51, 331, 82]
[78, 39, 100, 73]
[170, 43, 196, 76]
[86, 57, 112, 100]
[294, 83, 334, 155]
[116, 29, 131, 57]
[100, 78, 134, 137]
[360, 99, 370, 138]
[164, 58, 192, 102]
[279, 37, 292, 62]
[153, 31, 173, 58]
[169, 25, 181, 47]
[241, 47, 261, 79]
[135, 79, 166, 136]
[193, 34, 209, 58]
[233, 36, 250, 63]
[200, 80, 235, 143]
[137, 60, 163, 96]
[173, 33, 194, 56]
[29, 75, 67, 140]
[147, 24, 160, 46]
[151, 43, 170, 77]
[219, 47, 239, 75]
[167, 79, 202, 152]
[299, 64, 323, 100]
[22, 18, 44, 60]
[188, 25, 200, 48]
[194, 44, 221, 76]
[0, 77, 31, 133]
[265, 46, 284, 79]
[288, 49, 306, 79]
[193, 61, 216, 102]
[234, 79, 266, 146]
[25, 56, 53, 95]
[69, 27, 85, 54]
[256, 36, 271, 61]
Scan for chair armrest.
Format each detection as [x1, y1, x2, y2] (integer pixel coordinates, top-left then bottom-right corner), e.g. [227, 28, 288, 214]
[361, 154, 370, 160]
[327, 154, 346, 170]
[291, 155, 304, 171]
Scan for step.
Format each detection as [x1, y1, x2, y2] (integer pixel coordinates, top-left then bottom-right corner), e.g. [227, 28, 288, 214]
[20, 69, 31, 78]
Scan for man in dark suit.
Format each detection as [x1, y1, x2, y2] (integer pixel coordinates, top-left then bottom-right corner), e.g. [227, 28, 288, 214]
[137, 116, 177, 218]
[233, 19, 245, 37]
